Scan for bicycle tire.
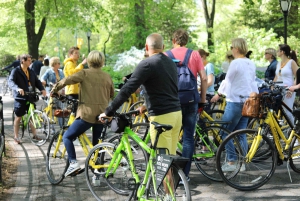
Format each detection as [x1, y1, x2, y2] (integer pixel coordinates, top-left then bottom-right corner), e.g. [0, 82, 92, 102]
[289, 135, 300, 173]
[194, 125, 230, 182]
[216, 129, 277, 191]
[2, 80, 7, 96]
[85, 142, 133, 200]
[46, 131, 68, 185]
[27, 111, 50, 146]
[129, 100, 149, 123]
[145, 164, 191, 200]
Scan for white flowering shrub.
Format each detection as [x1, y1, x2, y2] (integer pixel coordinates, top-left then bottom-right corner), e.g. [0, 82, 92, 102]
[113, 46, 145, 71]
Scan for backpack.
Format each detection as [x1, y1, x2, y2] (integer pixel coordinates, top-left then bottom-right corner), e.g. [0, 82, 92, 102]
[166, 49, 200, 105]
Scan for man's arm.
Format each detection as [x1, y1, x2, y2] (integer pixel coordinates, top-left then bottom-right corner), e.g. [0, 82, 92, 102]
[198, 69, 207, 103]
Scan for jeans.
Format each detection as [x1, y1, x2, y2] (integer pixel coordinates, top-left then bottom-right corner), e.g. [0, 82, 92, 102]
[181, 103, 198, 177]
[221, 102, 249, 161]
[63, 118, 103, 162]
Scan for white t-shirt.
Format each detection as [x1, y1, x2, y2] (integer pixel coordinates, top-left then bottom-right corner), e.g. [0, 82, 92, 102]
[218, 58, 258, 102]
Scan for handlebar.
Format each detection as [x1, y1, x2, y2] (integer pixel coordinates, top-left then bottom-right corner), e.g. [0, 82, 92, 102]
[97, 110, 141, 122]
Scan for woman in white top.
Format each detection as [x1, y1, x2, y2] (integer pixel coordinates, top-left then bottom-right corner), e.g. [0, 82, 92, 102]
[211, 38, 258, 172]
[273, 44, 298, 125]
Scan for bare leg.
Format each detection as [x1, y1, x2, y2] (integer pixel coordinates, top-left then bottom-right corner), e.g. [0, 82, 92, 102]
[163, 168, 174, 195]
[14, 116, 22, 139]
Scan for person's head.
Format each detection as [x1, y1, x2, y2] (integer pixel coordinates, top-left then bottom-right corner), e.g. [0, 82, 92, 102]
[43, 59, 49, 66]
[20, 54, 32, 68]
[68, 46, 80, 61]
[264, 48, 277, 61]
[49, 57, 61, 70]
[145, 33, 164, 56]
[231, 38, 248, 58]
[277, 44, 298, 64]
[226, 50, 234, 63]
[87, 50, 105, 68]
[172, 29, 189, 47]
[38, 55, 45, 61]
[198, 49, 209, 60]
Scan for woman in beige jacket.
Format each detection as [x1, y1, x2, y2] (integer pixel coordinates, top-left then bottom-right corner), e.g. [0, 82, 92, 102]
[51, 50, 114, 177]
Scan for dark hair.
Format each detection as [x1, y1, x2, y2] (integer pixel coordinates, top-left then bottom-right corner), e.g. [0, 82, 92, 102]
[44, 59, 49, 66]
[68, 46, 80, 56]
[172, 29, 189, 46]
[245, 50, 253, 58]
[198, 49, 210, 57]
[20, 54, 32, 64]
[279, 44, 298, 65]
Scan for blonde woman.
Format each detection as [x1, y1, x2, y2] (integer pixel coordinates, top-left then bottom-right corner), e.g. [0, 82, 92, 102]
[51, 50, 114, 177]
[211, 38, 258, 171]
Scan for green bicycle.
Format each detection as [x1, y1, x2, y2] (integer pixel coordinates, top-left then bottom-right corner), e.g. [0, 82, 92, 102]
[85, 111, 191, 201]
[12, 91, 50, 146]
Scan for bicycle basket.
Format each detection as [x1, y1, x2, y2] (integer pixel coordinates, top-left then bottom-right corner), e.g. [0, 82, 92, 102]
[28, 94, 39, 103]
[54, 109, 71, 117]
[242, 92, 261, 118]
[110, 116, 129, 133]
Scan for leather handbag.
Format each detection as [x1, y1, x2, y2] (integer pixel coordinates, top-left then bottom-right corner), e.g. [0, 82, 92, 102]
[242, 92, 261, 118]
[54, 109, 71, 117]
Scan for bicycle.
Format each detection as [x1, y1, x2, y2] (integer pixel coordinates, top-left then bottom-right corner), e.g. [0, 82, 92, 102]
[215, 86, 300, 191]
[85, 111, 191, 201]
[45, 95, 148, 185]
[12, 91, 50, 146]
[1, 69, 12, 96]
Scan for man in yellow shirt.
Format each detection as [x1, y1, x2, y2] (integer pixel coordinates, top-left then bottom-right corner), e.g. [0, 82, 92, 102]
[63, 46, 87, 101]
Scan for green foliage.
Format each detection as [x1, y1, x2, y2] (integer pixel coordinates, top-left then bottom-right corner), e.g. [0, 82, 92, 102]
[256, 70, 265, 79]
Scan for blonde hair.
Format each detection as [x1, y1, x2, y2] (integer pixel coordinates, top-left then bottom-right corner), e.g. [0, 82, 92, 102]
[49, 57, 60, 67]
[265, 48, 277, 59]
[231, 38, 248, 55]
[87, 50, 105, 68]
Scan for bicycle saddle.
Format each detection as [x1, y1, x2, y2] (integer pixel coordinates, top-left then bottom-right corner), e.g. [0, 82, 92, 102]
[151, 121, 172, 131]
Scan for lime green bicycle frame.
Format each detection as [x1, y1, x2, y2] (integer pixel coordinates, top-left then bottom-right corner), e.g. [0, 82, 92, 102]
[22, 101, 42, 130]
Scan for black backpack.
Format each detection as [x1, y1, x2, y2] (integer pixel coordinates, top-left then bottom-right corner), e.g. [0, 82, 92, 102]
[166, 49, 200, 104]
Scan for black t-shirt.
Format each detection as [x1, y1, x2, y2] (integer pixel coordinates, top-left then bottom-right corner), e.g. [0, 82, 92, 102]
[106, 53, 181, 116]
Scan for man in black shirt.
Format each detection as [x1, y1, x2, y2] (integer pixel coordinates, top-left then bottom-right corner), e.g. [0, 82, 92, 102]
[99, 33, 182, 155]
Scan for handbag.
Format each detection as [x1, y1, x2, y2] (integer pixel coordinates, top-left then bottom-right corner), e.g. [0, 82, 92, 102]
[110, 116, 129, 133]
[242, 92, 261, 118]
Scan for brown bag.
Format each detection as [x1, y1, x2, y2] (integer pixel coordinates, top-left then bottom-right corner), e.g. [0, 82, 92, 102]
[242, 92, 261, 118]
[54, 109, 71, 117]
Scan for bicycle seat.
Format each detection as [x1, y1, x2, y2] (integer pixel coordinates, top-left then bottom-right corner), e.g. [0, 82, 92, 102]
[151, 121, 172, 131]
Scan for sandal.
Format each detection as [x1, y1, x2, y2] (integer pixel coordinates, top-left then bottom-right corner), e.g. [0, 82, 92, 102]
[14, 137, 21, 144]
[32, 135, 42, 141]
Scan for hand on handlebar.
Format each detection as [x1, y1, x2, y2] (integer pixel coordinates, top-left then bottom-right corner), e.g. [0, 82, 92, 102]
[136, 105, 147, 115]
[98, 113, 113, 123]
[17, 89, 24, 96]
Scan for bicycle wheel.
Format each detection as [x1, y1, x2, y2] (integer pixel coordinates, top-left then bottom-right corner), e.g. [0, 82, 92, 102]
[46, 131, 68, 185]
[145, 164, 191, 200]
[194, 125, 230, 182]
[205, 109, 224, 121]
[289, 135, 300, 173]
[85, 142, 133, 200]
[131, 122, 149, 141]
[27, 111, 50, 146]
[216, 129, 277, 191]
[129, 100, 149, 124]
[2, 80, 7, 96]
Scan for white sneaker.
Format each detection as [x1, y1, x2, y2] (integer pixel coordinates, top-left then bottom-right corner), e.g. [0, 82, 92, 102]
[221, 163, 237, 172]
[65, 161, 81, 177]
[240, 163, 246, 172]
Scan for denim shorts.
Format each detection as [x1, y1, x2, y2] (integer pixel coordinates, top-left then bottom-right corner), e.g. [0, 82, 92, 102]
[14, 100, 29, 117]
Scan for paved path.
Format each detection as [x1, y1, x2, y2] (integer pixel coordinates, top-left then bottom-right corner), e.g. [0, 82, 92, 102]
[1, 77, 300, 201]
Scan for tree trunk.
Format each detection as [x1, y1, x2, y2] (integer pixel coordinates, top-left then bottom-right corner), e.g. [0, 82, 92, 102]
[134, 1, 146, 49]
[24, 0, 46, 59]
[201, 0, 216, 53]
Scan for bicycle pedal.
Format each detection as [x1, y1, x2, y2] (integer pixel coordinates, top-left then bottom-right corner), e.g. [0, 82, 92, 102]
[70, 168, 85, 177]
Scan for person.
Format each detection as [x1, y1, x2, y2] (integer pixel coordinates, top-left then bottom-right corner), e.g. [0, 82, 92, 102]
[8, 54, 47, 144]
[41, 57, 65, 130]
[198, 49, 214, 95]
[51, 50, 114, 177]
[245, 50, 253, 59]
[273, 44, 298, 125]
[264, 48, 278, 81]
[165, 29, 207, 181]
[2, 55, 20, 71]
[221, 51, 234, 73]
[211, 38, 258, 171]
[31, 55, 45, 76]
[39, 59, 50, 79]
[63, 46, 87, 101]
